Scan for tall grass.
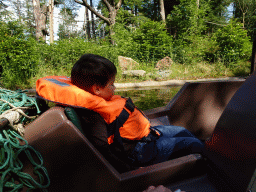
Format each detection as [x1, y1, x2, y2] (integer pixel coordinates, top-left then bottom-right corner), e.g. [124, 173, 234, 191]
[27, 39, 251, 89]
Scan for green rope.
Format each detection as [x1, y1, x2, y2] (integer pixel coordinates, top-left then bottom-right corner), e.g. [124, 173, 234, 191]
[0, 88, 50, 192]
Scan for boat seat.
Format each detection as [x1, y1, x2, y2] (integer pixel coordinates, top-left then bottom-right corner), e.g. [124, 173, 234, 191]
[24, 106, 204, 192]
[145, 80, 245, 140]
[163, 72, 256, 192]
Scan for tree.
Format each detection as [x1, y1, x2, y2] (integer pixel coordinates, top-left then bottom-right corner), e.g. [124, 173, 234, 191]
[32, 0, 48, 41]
[233, 0, 256, 40]
[137, 0, 161, 21]
[12, 0, 23, 20]
[57, 7, 79, 39]
[159, 0, 165, 22]
[0, 0, 10, 20]
[212, 19, 251, 63]
[24, 0, 36, 36]
[1, 0, 36, 35]
[205, 0, 232, 32]
[90, 0, 96, 38]
[167, 0, 210, 38]
[233, 0, 254, 28]
[74, 0, 122, 44]
[85, 6, 91, 39]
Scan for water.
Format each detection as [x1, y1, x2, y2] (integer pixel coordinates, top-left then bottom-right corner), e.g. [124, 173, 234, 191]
[116, 86, 181, 111]
[26, 86, 182, 111]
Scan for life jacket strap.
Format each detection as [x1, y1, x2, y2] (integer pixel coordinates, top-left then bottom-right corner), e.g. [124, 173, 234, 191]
[125, 97, 135, 112]
[107, 98, 135, 150]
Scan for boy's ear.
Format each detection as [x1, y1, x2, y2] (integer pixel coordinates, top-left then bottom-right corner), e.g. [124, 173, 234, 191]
[91, 84, 101, 95]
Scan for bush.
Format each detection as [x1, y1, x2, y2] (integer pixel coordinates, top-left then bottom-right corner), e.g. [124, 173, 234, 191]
[211, 20, 251, 63]
[114, 20, 173, 63]
[34, 38, 119, 78]
[0, 21, 39, 89]
[132, 20, 173, 62]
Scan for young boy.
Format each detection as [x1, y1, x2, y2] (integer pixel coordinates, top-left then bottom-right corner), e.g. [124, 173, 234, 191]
[36, 54, 204, 172]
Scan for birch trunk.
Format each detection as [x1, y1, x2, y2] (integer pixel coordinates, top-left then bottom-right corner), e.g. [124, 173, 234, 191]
[32, 0, 47, 41]
[159, 0, 165, 22]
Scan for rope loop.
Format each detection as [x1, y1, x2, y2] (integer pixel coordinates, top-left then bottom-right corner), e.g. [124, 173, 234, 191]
[0, 88, 50, 191]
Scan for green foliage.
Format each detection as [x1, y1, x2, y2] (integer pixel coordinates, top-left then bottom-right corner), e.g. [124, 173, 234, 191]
[114, 20, 173, 62]
[171, 32, 217, 64]
[210, 20, 251, 63]
[112, 23, 134, 57]
[0, 1, 254, 90]
[167, 0, 210, 38]
[0, 21, 39, 89]
[57, 7, 79, 40]
[233, 0, 256, 40]
[34, 38, 119, 78]
[132, 20, 172, 61]
[205, 0, 232, 32]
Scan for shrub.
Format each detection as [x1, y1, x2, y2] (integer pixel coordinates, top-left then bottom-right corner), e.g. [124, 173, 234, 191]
[211, 20, 251, 64]
[34, 38, 119, 78]
[132, 20, 173, 62]
[114, 20, 173, 63]
[0, 21, 39, 89]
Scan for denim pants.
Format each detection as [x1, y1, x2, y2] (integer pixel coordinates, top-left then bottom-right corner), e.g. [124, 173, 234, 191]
[128, 125, 204, 166]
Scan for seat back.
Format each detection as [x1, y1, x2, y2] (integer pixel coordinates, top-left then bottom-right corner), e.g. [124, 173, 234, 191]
[204, 73, 256, 192]
[166, 80, 244, 140]
[24, 106, 121, 191]
[24, 106, 203, 192]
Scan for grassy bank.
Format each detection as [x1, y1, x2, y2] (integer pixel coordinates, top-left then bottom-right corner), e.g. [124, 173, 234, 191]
[1, 20, 252, 90]
[114, 60, 251, 84]
[27, 59, 250, 90]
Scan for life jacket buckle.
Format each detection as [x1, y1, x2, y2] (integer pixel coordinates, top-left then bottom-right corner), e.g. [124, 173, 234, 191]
[150, 127, 161, 137]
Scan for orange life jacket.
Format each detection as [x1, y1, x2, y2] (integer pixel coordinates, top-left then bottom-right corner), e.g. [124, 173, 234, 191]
[36, 76, 151, 146]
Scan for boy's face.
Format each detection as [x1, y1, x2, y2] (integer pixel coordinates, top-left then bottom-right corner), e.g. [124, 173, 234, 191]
[97, 75, 116, 101]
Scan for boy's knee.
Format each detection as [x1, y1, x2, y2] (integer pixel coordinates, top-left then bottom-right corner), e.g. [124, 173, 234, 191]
[154, 125, 194, 138]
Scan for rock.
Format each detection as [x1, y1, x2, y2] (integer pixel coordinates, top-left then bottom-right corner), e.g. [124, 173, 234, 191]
[155, 56, 173, 69]
[118, 56, 139, 71]
[122, 70, 146, 78]
[147, 70, 172, 81]
[156, 70, 172, 78]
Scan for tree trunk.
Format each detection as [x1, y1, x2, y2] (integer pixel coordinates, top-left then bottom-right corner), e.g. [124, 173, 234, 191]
[153, 0, 158, 20]
[159, 0, 165, 22]
[109, 7, 117, 45]
[86, 7, 91, 39]
[90, 0, 96, 38]
[74, 0, 122, 45]
[32, 0, 47, 42]
[243, 12, 245, 29]
[25, 0, 34, 34]
[16, 0, 22, 20]
[49, 0, 54, 43]
[83, 6, 87, 40]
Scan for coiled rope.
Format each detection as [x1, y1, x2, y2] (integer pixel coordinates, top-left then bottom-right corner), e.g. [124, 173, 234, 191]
[0, 88, 50, 191]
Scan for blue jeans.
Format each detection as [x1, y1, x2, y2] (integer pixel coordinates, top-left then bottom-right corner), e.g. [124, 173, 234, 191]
[128, 125, 204, 166]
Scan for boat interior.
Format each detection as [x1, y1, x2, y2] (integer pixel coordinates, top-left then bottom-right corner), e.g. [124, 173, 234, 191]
[22, 71, 256, 192]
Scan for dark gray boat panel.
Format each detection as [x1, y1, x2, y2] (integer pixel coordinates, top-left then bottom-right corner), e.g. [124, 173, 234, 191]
[204, 73, 256, 192]
[166, 72, 256, 192]
[145, 80, 245, 140]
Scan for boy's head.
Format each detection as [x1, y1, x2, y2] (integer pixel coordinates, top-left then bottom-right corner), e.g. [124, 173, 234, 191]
[71, 54, 117, 100]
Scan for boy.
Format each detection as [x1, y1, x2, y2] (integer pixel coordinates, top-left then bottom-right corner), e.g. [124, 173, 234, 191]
[36, 54, 204, 172]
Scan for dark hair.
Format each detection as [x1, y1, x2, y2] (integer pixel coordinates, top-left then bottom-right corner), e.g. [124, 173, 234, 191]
[71, 54, 117, 90]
